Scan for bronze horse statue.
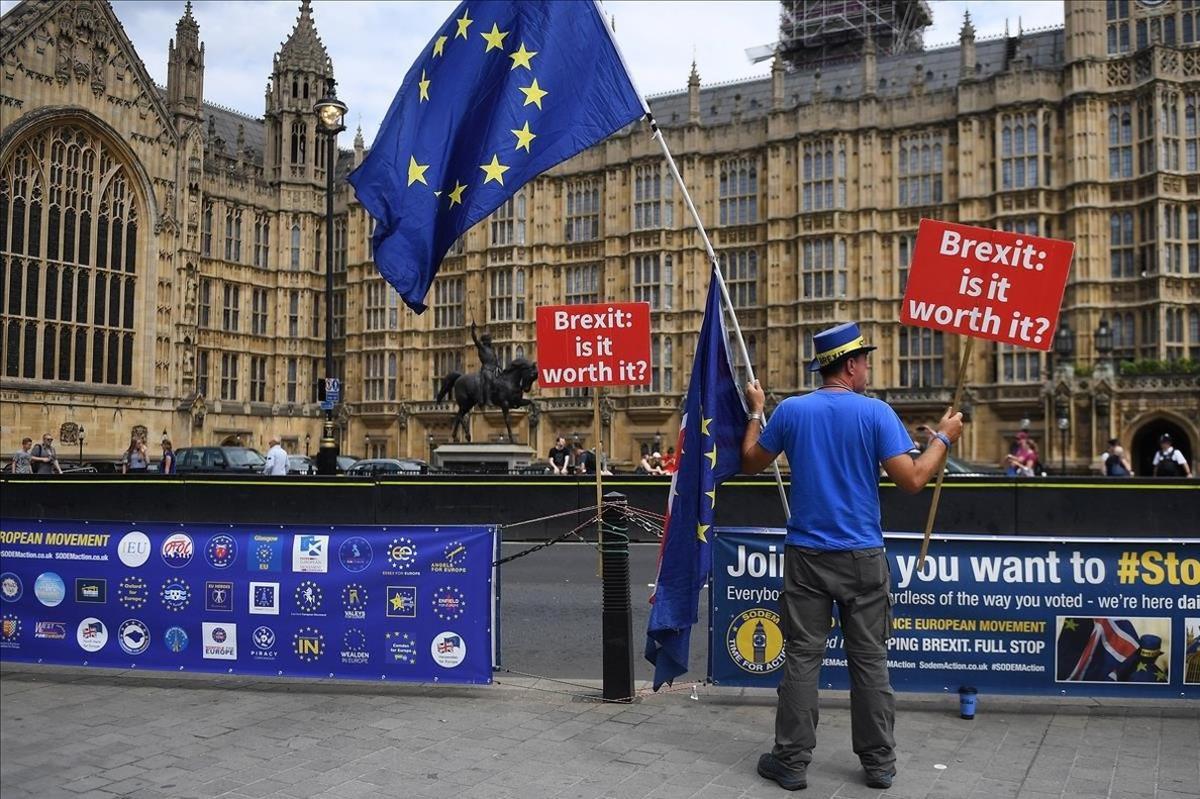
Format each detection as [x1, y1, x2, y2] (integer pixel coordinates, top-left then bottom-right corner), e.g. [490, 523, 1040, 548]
[436, 357, 538, 443]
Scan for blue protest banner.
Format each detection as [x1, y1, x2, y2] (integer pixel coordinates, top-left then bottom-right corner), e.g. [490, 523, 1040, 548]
[710, 529, 1199, 698]
[0, 519, 498, 684]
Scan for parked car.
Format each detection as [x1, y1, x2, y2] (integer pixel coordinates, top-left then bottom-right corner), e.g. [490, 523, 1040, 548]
[337, 455, 358, 473]
[344, 458, 427, 477]
[173, 446, 266, 474]
[287, 455, 315, 475]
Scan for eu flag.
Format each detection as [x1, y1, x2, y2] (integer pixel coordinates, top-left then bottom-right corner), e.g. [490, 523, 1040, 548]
[348, 0, 646, 312]
[645, 269, 746, 690]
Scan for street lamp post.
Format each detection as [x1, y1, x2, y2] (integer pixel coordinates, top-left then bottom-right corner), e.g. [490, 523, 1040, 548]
[314, 79, 348, 476]
[1053, 321, 1075, 475]
[77, 426, 85, 466]
[1054, 319, 1074, 375]
[1057, 411, 1070, 476]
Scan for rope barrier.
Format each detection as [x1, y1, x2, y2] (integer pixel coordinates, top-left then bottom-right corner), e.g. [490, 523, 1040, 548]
[492, 500, 665, 566]
[493, 499, 692, 703]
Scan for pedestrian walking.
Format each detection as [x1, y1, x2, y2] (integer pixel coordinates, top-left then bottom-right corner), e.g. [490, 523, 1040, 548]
[121, 436, 149, 474]
[740, 322, 963, 792]
[1101, 438, 1131, 477]
[30, 433, 62, 475]
[160, 439, 176, 475]
[263, 435, 289, 476]
[11, 437, 34, 474]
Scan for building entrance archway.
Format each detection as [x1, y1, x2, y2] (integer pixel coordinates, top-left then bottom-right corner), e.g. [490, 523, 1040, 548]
[1130, 418, 1192, 477]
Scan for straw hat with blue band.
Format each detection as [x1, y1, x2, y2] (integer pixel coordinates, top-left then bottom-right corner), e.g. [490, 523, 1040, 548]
[808, 321, 878, 372]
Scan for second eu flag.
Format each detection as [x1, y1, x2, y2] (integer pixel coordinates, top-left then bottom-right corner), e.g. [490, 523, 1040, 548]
[645, 268, 746, 690]
[349, 0, 645, 312]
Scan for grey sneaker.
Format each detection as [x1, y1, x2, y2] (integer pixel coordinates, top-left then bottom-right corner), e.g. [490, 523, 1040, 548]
[757, 753, 807, 791]
[864, 768, 896, 789]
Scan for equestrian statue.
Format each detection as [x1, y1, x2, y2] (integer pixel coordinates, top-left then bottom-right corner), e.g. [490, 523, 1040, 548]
[435, 322, 538, 443]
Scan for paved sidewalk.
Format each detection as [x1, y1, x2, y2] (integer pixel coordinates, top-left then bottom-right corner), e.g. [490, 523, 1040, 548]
[2, 664, 1197, 799]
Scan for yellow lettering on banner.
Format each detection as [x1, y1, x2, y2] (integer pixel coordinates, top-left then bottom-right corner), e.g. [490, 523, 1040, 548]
[0, 530, 45, 545]
[39, 532, 111, 548]
[914, 618, 978, 632]
[1132, 551, 1200, 586]
[977, 619, 1047, 634]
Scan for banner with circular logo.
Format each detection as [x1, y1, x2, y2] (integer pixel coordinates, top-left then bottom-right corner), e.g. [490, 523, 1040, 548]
[0, 519, 497, 685]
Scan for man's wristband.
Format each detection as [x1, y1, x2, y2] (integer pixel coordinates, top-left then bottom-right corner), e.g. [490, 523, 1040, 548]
[933, 432, 952, 450]
[747, 412, 763, 423]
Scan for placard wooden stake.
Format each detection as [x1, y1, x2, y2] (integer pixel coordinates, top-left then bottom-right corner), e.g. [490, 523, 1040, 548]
[917, 336, 974, 571]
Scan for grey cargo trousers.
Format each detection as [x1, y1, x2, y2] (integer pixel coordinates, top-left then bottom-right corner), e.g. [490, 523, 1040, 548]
[771, 545, 896, 773]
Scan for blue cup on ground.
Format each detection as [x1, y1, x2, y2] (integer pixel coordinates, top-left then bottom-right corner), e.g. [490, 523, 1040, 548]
[958, 686, 978, 720]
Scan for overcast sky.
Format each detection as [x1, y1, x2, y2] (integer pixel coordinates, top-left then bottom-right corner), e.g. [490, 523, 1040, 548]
[110, 0, 1063, 146]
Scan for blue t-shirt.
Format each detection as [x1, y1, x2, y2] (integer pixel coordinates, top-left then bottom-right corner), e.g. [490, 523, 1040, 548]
[758, 390, 914, 550]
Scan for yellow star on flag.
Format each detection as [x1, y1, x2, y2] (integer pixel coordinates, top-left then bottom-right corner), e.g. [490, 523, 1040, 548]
[700, 416, 713, 436]
[1135, 662, 1147, 672]
[407, 155, 430, 187]
[1156, 669, 1167, 682]
[1062, 619, 1078, 631]
[511, 121, 536, 153]
[481, 22, 509, 52]
[418, 70, 431, 102]
[509, 42, 537, 70]
[479, 154, 510, 185]
[705, 488, 717, 509]
[455, 9, 473, 39]
[433, 35, 448, 57]
[697, 523, 710, 543]
[519, 78, 548, 110]
[389, 593, 404, 610]
[447, 180, 467, 207]
[706, 444, 718, 469]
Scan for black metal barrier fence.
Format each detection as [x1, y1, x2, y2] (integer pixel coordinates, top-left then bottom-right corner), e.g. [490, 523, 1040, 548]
[2, 474, 1196, 541]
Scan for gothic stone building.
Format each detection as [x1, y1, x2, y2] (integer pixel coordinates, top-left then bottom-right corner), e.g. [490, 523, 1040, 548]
[1, 0, 348, 460]
[2, 0, 1198, 474]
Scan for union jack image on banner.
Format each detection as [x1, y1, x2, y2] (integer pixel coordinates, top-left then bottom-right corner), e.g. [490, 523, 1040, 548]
[438, 635, 462, 654]
[1055, 617, 1138, 682]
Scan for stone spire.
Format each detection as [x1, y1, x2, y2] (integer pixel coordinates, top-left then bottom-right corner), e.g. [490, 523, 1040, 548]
[274, 0, 332, 76]
[166, 0, 204, 121]
[266, 0, 334, 185]
[353, 124, 365, 167]
[960, 10, 976, 76]
[771, 54, 786, 109]
[687, 60, 701, 125]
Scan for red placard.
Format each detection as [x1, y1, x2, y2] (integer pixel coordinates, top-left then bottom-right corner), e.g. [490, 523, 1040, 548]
[901, 219, 1075, 351]
[535, 302, 651, 387]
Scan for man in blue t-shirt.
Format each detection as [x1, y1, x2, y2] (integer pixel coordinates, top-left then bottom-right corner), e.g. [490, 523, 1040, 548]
[741, 322, 963, 792]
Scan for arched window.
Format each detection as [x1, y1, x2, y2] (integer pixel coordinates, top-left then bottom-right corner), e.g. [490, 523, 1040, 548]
[290, 120, 307, 166]
[1, 124, 139, 385]
[290, 220, 301, 270]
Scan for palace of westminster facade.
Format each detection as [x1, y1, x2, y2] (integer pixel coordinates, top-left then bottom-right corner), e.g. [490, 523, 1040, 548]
[1, 0, 1197, 474]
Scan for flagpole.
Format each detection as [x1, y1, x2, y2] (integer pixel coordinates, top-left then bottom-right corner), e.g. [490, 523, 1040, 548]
[593, 0, 789, 521]
[648, 123, 791, 521]
[595, 387, 604, 575]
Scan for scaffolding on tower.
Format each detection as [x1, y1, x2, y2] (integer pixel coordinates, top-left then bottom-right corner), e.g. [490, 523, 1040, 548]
[747, 0, 933, 71]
